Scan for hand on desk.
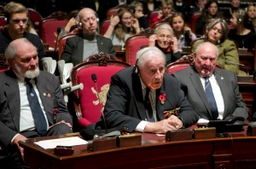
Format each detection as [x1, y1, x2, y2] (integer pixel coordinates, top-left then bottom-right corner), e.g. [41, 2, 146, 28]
[144, 115, 183, 133]
[13, 134, 28, 162]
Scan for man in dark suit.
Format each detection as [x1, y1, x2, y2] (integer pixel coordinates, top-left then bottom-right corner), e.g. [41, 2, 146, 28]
[0, 38, 73, 169]
[173, 0, 191, 22]
[61, 8, 115, 66]
[173, 42, 248, 122]
[96, 47, 198, 133]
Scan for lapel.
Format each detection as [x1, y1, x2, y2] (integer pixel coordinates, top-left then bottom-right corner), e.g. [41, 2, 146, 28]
[97, 35, 105, 52]
[189, 67, 212, 117]
[156, 86, 164, 120]
[77, 35, 84, 63]
[214, 69, 228, 116]
[132, 73, 146, 120]
[4, 70, 21, 131]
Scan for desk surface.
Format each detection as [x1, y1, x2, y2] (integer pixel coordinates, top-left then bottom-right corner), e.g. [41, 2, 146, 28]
[20, 128, 256, 169]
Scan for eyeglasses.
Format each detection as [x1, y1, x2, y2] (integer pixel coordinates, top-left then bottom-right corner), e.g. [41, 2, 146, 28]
[158, 34, 172, 40]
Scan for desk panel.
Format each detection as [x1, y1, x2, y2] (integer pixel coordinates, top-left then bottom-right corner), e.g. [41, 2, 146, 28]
[19, 132, 256, 169]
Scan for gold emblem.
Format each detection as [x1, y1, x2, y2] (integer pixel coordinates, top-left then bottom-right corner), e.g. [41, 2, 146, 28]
[91, 84, 110, 112]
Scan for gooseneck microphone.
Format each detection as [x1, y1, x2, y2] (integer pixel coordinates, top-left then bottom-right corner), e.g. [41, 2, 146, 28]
[91, 73, 107, 134]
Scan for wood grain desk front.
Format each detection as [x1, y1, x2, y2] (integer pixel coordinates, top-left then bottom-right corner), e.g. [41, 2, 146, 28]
[20, 129, 256, 169]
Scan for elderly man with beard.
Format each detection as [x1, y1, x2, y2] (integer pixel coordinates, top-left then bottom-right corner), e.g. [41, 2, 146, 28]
[172, 42, 248, 122]
[0, 38, 73, 169]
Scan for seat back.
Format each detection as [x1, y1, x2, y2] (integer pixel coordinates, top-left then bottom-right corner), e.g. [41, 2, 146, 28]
[28, 8, 42, 28]
[148, 10, 159, 27]
[106, 4, 128, 19]
[0, 15, 5, 27]
[71, 53, 130, 128]
[100, 19, 110, 35]
[57, 33, 76, 60]
[190, 12, 202, 33]
[39, 18, 67, 49]
[125, 35, 151, 66]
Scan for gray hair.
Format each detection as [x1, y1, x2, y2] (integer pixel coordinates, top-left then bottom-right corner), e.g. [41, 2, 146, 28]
[136, 46, 166, 68]
[195, 42, 219, 57]
[205, 18, 229, 42]
[5, 38, 37, 59]
[154, 23, 174, 36]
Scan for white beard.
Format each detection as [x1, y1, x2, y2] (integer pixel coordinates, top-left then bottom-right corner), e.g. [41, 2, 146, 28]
[15, 63, 40, 79]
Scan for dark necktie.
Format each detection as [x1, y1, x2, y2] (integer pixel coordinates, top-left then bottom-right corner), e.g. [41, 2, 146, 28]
[204, 78, 218, 120]
[144, 88, 154, 122]
[25, 78, 47, 135]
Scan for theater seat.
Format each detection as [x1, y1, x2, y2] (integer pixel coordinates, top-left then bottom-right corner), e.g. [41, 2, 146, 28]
[70, 52, 130, 128]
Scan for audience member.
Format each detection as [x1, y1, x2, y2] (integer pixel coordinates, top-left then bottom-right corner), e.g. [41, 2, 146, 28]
[173, 42, 248, 121]
[95, 46, 199, 133]
[108, 0, 132, 8]
[61, 8, 115, 66]
[190, 0, 207, 13]
[172, 0, 191, 22]
[168, 12, 197, 51]
[148, 23, 181, 65]
[151, 0, 173, 27]
[196, 0, 222, 35]
[246, 4, 256, 32]
[0, 38, 73, 169]
[81, 0, 110, 23]
[223, 0, 242, 20]
[104, 7, 141, 47]
[191, 18, 245, 75]
[141, 0, 161, 16]
[129, 1, 149, 30]
[57, 10, 81, 40]
[0, 2, 45, 70]
[228, 9, 256, 49]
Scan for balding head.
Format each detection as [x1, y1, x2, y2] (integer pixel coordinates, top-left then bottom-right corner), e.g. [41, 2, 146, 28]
[78, 8, 98, 35]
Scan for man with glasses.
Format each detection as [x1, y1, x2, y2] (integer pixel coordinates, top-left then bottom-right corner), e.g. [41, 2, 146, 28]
[0, 2, 45, 70]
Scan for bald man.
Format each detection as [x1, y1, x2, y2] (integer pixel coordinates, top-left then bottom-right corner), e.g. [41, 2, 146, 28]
[173, 42, 248, 122]
[61, 8, 115, 66]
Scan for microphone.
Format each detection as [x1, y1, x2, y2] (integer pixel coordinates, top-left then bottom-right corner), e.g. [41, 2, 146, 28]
[217, 58, 249, 75]
[91, 73, 107, 134]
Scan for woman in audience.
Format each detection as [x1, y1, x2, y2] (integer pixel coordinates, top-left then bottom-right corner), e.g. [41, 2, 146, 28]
[228, 9, 256, 49]
[196, 0, 222, 35]
[148, 23, 181, 65]
[168, 12, 197, 51]
[247, 4, 256, 32]
[104, 7, 141, 47]
[192, 18, 245, 75]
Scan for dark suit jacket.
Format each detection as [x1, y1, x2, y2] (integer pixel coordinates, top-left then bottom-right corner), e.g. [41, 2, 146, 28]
[0, 70, 72, 150]
[97, 67, 199, 132]
[172, 67, 248, 120]
[61, 34, 116, 66]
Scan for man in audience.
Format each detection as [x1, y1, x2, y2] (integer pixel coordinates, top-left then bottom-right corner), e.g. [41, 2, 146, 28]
[95, 47, 199, 133]
[0, 1, 45, 70]
[151, 0, 173, 27]
[173, 0, 191, 22]
[61, 8, 115, 66]
[0, 38, 73, 169]
[172, 42, 248, 122]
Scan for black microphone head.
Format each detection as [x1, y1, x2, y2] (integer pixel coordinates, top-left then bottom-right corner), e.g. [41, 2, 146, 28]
[91, 73, 97, 82]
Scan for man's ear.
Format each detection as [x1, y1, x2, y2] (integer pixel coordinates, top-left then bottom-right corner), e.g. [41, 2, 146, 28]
[7, 58, 13, 65]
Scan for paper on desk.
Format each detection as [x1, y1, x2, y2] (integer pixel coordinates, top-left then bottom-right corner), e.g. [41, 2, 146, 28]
[34, 136, 88, 149]
[197, 118, 209, 125]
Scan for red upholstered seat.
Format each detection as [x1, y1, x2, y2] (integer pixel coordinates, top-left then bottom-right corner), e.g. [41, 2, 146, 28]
[39, 18, 67, 49]
[148, 10, 159, 27]
[190, 12, 202, 34]
[28, 8, 42, 28]
[70, 53, 130, 128]
[0, 16, 5, 27]
[125, 35, 150, 66]
[99, 19, 110, 35]
[57, 33, 76, 60]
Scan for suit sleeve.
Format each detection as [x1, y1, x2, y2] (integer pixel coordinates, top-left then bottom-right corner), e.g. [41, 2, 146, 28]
[229, 72, 249, 119]
[103, 74, 141, 132]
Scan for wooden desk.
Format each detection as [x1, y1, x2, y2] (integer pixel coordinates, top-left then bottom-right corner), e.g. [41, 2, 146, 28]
[20, 130, 256, 169]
